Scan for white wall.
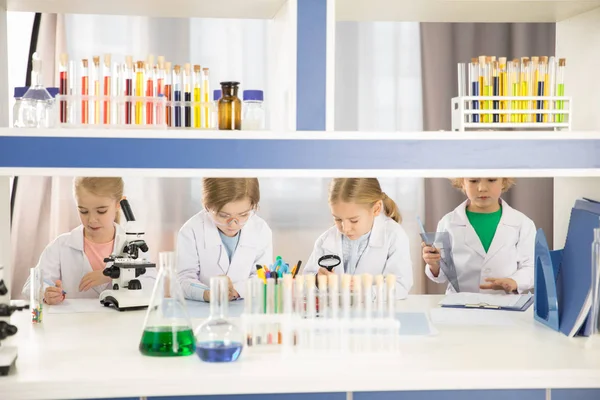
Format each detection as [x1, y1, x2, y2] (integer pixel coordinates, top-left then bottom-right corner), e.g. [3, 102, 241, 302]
[555, 8, 600, 249]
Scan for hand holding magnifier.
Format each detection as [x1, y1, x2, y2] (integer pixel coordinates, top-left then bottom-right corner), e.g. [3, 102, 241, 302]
[318, 254, 341, 272]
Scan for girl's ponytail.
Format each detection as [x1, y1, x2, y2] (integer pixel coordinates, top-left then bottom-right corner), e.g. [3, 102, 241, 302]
[381, 192, 402, 223]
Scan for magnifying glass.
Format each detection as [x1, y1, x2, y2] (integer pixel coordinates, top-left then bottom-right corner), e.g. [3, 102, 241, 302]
[318, 254, 341, 272]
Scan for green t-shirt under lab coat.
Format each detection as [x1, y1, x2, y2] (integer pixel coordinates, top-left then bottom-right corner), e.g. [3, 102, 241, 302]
[465, 207, 502, 253]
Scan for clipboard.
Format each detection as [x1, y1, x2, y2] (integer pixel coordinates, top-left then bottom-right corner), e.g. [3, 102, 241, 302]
[439, 293, 534, 312]
[417, 217, 460, 292]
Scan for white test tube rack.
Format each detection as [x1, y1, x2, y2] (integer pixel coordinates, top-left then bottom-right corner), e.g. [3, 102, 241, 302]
[239, 313, 401, 358]
[52, 94, 217, 129]
[451, 96, 572, 131]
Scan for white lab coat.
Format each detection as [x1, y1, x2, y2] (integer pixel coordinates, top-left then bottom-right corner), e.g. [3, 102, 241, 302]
[176, 210, 273, 301]
[425, 199, 535, 294]
[22, 224, 155, 298]
[303, 215, 413, 299]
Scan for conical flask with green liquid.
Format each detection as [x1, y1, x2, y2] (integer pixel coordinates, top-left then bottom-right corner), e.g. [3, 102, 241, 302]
[139, 251, 195, 357]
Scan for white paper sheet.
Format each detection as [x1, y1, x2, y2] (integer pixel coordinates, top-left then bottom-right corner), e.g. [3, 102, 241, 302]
[46, 299, 116, 314]
[429, 307, 517, 326]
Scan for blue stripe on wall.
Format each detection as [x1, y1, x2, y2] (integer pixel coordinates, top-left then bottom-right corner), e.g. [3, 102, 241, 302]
[354, 390, 545, 400]
[1, 137, 600, 170]
[297, 0, 327, 131]
[151, 393, 346, 400]
[551, 389, 600, 400]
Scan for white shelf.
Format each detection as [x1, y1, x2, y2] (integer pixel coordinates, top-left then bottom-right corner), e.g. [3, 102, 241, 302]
[1, 128, 599, 140]
[337, 0, 600, 22]
[4, 0, 288, 19]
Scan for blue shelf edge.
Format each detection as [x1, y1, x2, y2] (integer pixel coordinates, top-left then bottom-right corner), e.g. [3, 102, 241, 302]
[1, 136, 599, 170]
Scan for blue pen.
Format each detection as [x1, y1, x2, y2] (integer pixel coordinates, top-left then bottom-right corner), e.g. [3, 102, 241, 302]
[44, 279, 66, 295]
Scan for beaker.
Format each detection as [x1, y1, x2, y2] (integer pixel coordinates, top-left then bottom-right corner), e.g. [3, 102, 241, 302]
[139, 252, 195, 357]
[194, 276, 243, 362]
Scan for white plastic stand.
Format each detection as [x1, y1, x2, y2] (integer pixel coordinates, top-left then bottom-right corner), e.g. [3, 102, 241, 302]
[451, 96, 572, 131]
[240, 313, 401, 358]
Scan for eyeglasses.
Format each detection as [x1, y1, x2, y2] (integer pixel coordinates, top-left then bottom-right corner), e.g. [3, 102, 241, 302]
[208, 208, 255, 227]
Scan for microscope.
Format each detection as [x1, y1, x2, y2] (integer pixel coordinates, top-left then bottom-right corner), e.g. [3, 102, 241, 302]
[0, 271, 27, 376]
[99, 199, 156, 311]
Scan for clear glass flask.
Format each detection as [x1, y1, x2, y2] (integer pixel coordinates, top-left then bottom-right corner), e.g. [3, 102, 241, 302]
[139, 252, 195, 357]
[591, 228, 600, 335]
[194, 276, 244, 362]
[15, 53, 55, 128]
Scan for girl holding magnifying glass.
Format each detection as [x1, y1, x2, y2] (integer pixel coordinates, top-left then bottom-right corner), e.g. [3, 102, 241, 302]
[176, 178, 273, 302]
[304, 178, 413, 299]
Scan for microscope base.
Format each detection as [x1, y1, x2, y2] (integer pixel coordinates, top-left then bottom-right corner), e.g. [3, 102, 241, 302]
[99, 289, 152, 312]
[0, 346, 18, 376]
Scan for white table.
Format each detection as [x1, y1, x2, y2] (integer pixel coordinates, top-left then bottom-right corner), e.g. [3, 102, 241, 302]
[1, 295, 599, 400]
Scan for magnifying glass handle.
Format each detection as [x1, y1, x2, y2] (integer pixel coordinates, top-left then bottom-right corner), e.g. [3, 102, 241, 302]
[326, 266, 336, 272]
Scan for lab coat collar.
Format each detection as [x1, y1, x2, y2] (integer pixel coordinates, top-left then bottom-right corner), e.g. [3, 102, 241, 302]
[450, 198, 520, 260]
[484, 200, 520, 263]
[449, 198, 518, 225]
[321, 214, 387, 254]
[66, 223, 123, 253]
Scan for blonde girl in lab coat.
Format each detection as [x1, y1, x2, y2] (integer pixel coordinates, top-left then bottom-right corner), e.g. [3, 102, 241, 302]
[303, 178, 413, 299]
[177, 178, 273, 302]
[423, 178, 535, 294]
[22, 177, 152, 304]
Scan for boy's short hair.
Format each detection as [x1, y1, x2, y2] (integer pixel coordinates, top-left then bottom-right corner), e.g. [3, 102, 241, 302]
[450, 178, 516, 193]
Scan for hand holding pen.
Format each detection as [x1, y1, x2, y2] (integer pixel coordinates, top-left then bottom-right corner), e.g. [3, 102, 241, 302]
[44, 279, 66, 305]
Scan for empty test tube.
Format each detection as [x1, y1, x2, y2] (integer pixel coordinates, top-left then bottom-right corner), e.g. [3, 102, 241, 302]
[341, 274, 351, 319]
[363, 274, 373, 318]
[353, 275, 362, 318]
[328, 274, 339, 319]
[253, 277, 264, 345]
[386, 274, 396, 318]
[283, 274, 293, 314]
[375, 274, 385, 317]
[245, 279, 254, 346]
[318, 275, 328, 318]
[294, 274, 304, 316]
[305, 274, 316, 319]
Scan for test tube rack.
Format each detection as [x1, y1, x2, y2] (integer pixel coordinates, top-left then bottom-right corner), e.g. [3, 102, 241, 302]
[451, 96, 572, 131]
[239, 312, 401, 358]
[241, 273, 401, 357]
[53, 94, 217, 129]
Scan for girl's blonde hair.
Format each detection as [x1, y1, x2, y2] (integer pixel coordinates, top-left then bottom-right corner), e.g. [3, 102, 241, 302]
[202, 178, 260, 212]
[73, 177, 124, 223]
[450, 178, 516, 193]
[328, 178, 401, 223]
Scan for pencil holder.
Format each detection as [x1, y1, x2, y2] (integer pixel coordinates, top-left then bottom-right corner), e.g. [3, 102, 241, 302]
[54, 94, 168, 129]
[451, 96, 572, 131]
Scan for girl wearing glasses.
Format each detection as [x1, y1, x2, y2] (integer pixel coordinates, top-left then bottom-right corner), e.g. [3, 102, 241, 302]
[177, 178, 273, 302]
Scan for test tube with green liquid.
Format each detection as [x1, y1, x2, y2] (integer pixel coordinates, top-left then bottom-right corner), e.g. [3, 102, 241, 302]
[556, 58, 566, 123]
